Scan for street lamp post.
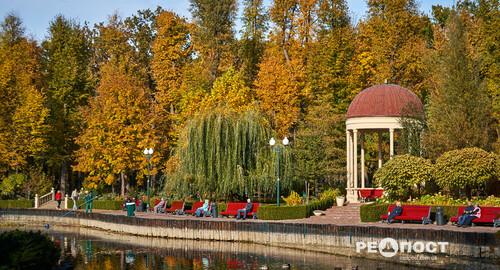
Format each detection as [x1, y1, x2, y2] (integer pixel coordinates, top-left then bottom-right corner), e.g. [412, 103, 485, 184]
[143, 147, 154, 211]
[269, 137, 289, 206]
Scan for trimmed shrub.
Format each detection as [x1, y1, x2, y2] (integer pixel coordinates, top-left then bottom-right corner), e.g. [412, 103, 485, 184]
[68, 199, 122, 210]
[434, 148, 498, 196]
[0, 200, 33, 208]
[360, 203, 390, 222]
[257, 205, 307, 220]
[374, 154, 433, 200]
[306, 198, 334, 216]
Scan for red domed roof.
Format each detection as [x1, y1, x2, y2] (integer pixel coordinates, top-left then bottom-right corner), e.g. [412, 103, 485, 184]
[346, 84, 423, 118]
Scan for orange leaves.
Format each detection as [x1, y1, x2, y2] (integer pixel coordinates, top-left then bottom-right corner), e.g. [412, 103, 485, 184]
[255, 46, 305, 136]
[74, 64, 157, 186]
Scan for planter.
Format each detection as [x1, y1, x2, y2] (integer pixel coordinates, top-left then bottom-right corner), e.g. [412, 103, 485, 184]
[336, 196, 345, 207]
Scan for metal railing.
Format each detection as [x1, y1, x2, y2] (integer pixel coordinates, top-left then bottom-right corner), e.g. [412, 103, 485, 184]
[35, 187, 54, 208]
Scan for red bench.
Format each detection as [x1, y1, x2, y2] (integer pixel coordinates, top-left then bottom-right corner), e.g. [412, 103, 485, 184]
[184, 201, 206, 215]
[165, 200, 184, 213]
[380, 205, 431, 224]
[358, 188, 384, 202]
[450, 206, 500, 226]
[220, 202, 260, 218]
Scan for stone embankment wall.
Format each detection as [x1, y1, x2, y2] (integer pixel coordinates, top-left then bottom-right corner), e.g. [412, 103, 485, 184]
[1, 208, 498, 267]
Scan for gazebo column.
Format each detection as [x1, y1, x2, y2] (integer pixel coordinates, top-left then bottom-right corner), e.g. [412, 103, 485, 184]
[378, 131, 383, 168]
[346, 130, 351, 190]
[360, 132, 365, 189]
[389, 128, 394, 159]
[353, 129, 358, 191]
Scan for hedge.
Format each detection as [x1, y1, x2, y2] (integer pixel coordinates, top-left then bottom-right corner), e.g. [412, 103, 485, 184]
[360, 203, 390, 222]
[0, 200, 33, 208]
[68, 199, 123, 210]
[306, 198, 335, 217]
[360, 203, 462, 223]
[257, 205, 308, 220]
[257, 198, 335, 220]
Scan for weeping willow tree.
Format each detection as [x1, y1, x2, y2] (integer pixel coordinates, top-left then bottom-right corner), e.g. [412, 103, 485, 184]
[166, 110, 293, 199]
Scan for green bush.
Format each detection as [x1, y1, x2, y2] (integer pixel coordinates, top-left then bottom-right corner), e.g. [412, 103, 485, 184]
[257, 205, 308, 220]
[319, 188, 342, 201]
[374, 154, 433, 200]
[0, 200, 33, 208]
[434, 148, 498, 196]
[360, 203, 390, 222]
[0, 230, 60, 270]
[306, 198, 334, 216]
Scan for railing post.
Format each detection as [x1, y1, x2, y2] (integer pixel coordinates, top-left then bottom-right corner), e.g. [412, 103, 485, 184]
[64, 194, 69, 209]
[51, 187, 55, 201]
[35, 194, 39, 208]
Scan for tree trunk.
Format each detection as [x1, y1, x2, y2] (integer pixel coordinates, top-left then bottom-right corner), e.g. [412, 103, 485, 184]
[120, 172, 125, 197]
[60, 160, 67, 196]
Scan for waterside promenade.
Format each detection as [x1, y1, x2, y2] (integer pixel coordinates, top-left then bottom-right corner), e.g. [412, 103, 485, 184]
[1, 208, 498, 269]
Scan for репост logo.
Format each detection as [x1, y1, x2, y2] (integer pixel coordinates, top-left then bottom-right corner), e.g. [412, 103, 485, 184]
[356, 238, 449, 258]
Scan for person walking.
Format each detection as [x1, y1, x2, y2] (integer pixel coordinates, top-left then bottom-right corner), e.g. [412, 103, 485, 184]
[71, 189, 79, 210]
[55, 190, 62, 210]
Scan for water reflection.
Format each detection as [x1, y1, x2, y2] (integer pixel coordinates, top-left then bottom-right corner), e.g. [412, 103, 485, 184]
[0, 225, 495, 270]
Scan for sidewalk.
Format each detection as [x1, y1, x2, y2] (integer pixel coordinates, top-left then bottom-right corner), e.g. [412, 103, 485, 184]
[77, 207, 500, 234]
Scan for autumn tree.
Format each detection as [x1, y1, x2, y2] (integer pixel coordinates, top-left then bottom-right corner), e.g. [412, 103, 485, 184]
[352, 0, 432, 98]
[124, 7, 164, 89]
[424, 11, 493, 158]
[74, 64, 158, 195]
[189, 0, 237, 83]
[42, 15, 93, 194]
[0, 14, 48, 172]
[201, 67, 254, 112]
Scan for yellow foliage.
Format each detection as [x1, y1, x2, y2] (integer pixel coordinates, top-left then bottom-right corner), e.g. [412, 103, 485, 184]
[282, 191, 303, 206]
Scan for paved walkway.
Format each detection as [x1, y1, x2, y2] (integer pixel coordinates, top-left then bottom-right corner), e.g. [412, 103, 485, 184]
[50, 204, 500, 234]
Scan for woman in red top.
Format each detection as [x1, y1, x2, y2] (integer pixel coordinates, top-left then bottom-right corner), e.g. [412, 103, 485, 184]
[55, 190, 62, 209]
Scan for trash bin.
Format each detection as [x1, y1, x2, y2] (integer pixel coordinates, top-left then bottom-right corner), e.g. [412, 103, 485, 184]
[436, 207, 445, 225]
[210, 202, 218, 218]
[126, 202, 136, 217]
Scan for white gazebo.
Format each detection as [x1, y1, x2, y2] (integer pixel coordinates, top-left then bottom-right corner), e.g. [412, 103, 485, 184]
[345, 84, 424, 203]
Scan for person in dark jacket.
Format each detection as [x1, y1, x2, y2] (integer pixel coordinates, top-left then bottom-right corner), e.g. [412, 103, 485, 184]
[457, 201, 475, 226]
[236, 199, 253, 220]
[458, 203, 481, 227]
[387, 201, 402, 224]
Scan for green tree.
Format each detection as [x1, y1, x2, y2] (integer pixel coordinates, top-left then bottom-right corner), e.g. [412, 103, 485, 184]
[374, 154, 433, 200]
[434, 148, 498, 197]
[168, 110, 286, 199]
[424, 11, 493, 158]
[189, 0, 237, 83]
[293, 103, 346, 196]
[239, 0, 268, 84]
[42, 15, 93, 194]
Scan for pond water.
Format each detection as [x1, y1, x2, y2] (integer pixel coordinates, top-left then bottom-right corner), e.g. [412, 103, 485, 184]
[0, 224, 495, 270]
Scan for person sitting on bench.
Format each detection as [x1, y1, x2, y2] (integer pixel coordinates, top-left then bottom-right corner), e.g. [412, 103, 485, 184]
[236, 199, 253, 220]
[387, 201, 403, 224]
[154, 198, 166, 213]
[456, 201, 474, 226]
[458, 203, 481, 227]
[195, 200, 210, 217]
